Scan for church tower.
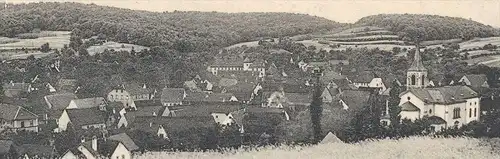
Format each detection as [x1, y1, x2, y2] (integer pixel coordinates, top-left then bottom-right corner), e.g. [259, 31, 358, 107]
[407, 44, 428, 89]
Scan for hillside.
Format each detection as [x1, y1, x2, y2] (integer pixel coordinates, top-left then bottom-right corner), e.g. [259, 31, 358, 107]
[355, 14, 499, 41]
[0, 2, 343, 51]
[138, 137, 500, 159]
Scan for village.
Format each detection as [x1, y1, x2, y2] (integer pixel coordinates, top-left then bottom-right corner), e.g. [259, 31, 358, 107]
[0, 39, 496, 158]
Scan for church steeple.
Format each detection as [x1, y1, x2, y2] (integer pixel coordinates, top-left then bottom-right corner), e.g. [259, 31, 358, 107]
[407, 43, 428, 89]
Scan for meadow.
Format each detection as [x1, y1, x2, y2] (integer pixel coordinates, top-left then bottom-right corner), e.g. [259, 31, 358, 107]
[137, 137, 500, 159]
[86, 41, 150, 55]
[0, 31, 71, 50]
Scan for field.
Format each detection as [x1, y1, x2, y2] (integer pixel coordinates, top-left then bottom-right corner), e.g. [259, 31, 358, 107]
[0, 31, 71, 50]
[461, 37, 500, 51]
[86, 41, 150, 55]
[137, 137, 500, 159]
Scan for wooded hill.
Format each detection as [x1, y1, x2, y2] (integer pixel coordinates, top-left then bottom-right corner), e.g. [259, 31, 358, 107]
[355, 14, 500, 41]
[0, 2, 343, 52]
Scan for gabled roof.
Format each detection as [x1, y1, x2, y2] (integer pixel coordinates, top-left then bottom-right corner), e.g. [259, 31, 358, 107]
[70, 97, 105, 109]
[400, 101, 419, 111]
[320, 70, 346, 84]
[348, 71, 376, 83]
[44, 93, 77, 110]
[160, 88, 185, 103]
[132, 106, 166, 117]
[123, 83, 154, 96]
[204, 93, 235, 102]
[462, 74, 488, 88]
[401, 86, 478, 104]
[173, 103, 243, 117]
[130, 116, 216, 135]
[66, 108, 106, 127]
[14, 144, 55, 158]
[134, 100, 162, 107]
[328, 60, 349, 65]
[0, 103, 38, 120]
[338, 90, 372, 111]
[321, 132, 343, 144]
[108, 133, 140, 152]
[57, 79, 77, 87]
[0, 140, 13, 155]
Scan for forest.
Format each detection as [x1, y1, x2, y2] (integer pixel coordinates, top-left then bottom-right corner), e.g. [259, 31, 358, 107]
[0, 2, 343, 52]
[355, 14, 500, 41]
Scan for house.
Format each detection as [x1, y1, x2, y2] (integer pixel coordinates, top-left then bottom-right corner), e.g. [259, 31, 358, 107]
[0, 140, 15, 159]
[347, 71, 386, 93]
[58, 108, 107, 131]
[44, 93, 78, 110]
[46, 83, 56, 93]
[0, 103, 39, 132]
[458, 74, 489, 89]
[66, 97, 106, 110]
[2, 82, 32, 98]
[399, 44, 481, 130]
[160, 88, 186, 106]
[57, 79, 78, 93]
[170, 103, 243, 126]
[207, 56, 266, 77]
[321, 86, 339, 103]
[14, 144, 57, 159]
[64, 134, 139, 159]
[107, 83, 155, 109]
[129, 116, 216, 140]
[284, 93, 312, 111]
[337, 90, 372, 111]
[117, 100, 170, 128]
[305, 61, 329, 73]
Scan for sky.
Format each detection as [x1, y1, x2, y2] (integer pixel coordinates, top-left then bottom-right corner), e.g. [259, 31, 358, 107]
[6, 0, 500, 27]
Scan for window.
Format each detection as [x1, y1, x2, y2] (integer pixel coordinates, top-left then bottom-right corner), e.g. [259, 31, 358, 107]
[20, 122, 25, 128]
[470, 103, 472, 106]
[110, 95, 114, 99]
[116, 156, 119, 159]
[429, 109, 432, 114]
[421, 75, 425, 86]
[474, 108, 477, 117]
[122, 155, 125, 159]
[411, 75, 416, 85]
[475, 102, 477, 105]
[469, 108, 472, 118]
[407, 96, 411, 100]
[453, 108, 461, 119]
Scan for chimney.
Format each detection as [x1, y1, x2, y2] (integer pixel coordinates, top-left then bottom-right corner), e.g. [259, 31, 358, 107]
[92, 136, 98, 151]
[149, 122, 153, 127]
[143, 84, 147, 89]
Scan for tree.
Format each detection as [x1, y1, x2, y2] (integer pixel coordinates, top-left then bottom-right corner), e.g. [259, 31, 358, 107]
[392, 47, 401, 54]
[40, 43, 50, 53]
[309, 70, 323, 143]
[78, 46, 89, 57]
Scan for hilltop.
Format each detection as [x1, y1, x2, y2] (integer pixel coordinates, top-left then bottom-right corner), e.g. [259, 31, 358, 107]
[355, 14, 499, 41]
[0, 2, 343, 52]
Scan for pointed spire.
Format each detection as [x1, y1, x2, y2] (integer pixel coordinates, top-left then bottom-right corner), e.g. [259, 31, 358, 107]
[408, 43, 427, 71]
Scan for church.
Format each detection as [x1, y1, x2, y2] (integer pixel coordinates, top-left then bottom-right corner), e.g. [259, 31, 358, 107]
[398, 45, 480, 131]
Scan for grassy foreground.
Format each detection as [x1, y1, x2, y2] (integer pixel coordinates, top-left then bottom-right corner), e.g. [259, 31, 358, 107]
[137, 137, 500, 159]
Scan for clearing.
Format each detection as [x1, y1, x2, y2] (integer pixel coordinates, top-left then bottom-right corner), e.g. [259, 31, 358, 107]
[460, 37, 500, 51]
[465, 55, 500, 67]
[0, 31, 71, 50]
[137, 137, 500, 159]
[86, 41, 150, 55]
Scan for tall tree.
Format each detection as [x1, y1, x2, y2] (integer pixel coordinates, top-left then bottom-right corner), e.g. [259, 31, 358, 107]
[310, 69, 323, 143]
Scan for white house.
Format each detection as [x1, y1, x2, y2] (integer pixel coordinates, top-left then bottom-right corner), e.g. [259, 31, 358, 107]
[63, 134, 139, 159]
[58, 108, 107, 131]
[0, 104, 39, 132]
[458, 74, 489, 89]
[207, 57, 266, 77]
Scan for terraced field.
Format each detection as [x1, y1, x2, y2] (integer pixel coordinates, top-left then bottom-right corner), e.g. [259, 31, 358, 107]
[0, 31, 71, 50]
[86, 41, 150, 55]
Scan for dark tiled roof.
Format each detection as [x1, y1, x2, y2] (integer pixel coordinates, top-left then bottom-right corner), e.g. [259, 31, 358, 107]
[320, 70, 346, 84]
[108, 133, 140, 151]
[0, 103, 38, 120]
[123, 83, 154, 96]
[400, 102, 419, 111]
[0, 140, 13, 155]
[15, 144, 55, 158]
[348, 71, 376, 83]
[134, 100, 162, 107]
[71, 97, 105, 109]
[2, 82, 30, 90]
[66, 108, 106, 127]
[44, 93, 77, 110]
[132, 106, 166, 117]
[286, 93, 312, 105]
[160, 88, 185, 103]
[172, 103, 243, 117]
[402, 86, 478, 104]
[338, 90, 372, 111]
[462, 74, 488, 88]
[130, 116, 216, 136]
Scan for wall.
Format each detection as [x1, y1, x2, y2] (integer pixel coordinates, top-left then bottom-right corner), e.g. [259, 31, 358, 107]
[399, 92, 426, 114]
[111, 143, 132, 159]
[81, 123, 106, 130]
[212, 113, 233, 125]
[444, 102, 467, 128]
[61, 151, 78, 159]
[58, 110, 71, 131]
[400, 111, 420, 121]
[465, 97, 480, 123]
